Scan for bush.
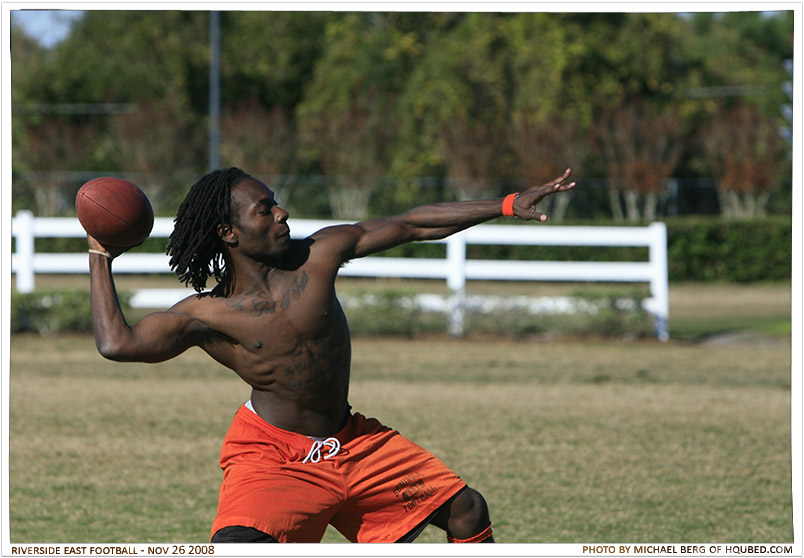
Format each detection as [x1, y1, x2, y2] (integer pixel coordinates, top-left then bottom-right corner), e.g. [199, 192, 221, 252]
[342, 288, 655, 339]
[10, 289, 132, 335]
[665, 217, 792, 282]
[341, 290, 448, 337]
[11, 286, 654, 339]
[463, 289, 655, 339]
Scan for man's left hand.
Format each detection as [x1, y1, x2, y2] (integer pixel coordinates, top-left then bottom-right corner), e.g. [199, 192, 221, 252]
[514, 168, 576, 221]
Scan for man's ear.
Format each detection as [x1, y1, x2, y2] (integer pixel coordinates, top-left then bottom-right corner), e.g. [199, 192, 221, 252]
[218, 224, 237, 247]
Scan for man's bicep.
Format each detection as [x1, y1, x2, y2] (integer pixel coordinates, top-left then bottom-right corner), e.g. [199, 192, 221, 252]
[313, 219, 411, 261]
[116, 309, 204, 362]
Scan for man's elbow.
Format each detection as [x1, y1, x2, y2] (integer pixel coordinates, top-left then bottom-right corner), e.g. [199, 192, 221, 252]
[95, 337, 132, 362]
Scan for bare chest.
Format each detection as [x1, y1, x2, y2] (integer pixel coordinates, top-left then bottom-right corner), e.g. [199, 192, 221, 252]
[230, 269, 335, 333]
[198, 270, 348, 373]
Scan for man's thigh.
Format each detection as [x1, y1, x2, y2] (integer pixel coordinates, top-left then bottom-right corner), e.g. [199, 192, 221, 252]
[212, 467, 341, 543]
[330, 428, 466, 543]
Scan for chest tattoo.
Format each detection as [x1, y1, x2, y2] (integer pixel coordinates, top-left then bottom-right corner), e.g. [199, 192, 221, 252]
[280, 271, 310, 310]
[225, 271, 311, 317]
[284, 338, 322, 377]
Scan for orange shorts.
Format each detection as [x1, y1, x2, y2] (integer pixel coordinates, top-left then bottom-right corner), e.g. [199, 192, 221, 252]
[211, 404, 467, 543]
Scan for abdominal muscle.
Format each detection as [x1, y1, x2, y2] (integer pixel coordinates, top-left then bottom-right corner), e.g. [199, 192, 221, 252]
[188, 266, 353, 437]
[230, 310, 353, 438]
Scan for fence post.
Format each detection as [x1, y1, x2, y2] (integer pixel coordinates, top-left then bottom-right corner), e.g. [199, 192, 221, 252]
[446, 232, 467, 336]
[649, 222, 669, 342]
[14, 210, 35, 293]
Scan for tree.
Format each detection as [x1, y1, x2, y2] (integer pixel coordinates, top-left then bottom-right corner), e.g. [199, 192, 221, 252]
[397, 14, 512, 198]
[16, 118, 96, 215]
[10, 10, 795, 220]
[684, 12, 793, 116]
[504, 13, 590, 220]
[508, 116, 586, 222]
[702, 102, 787, 218]
[594, 101, 683, 222]
[40, 11, 209, 109]
[219, 98, 296, 208]
[297, 13, 405, 218]
[109, 95, 205, 213]
[300, 89, 391, 219]
[219, 11, 331, 109]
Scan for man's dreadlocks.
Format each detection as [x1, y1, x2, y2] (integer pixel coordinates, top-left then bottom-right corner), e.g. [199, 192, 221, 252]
[166, 167, 251, 297]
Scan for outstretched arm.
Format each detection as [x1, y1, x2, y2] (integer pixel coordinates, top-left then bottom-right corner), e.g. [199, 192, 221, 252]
[316, 169, 576, 261]
[88, 236, 203, 363]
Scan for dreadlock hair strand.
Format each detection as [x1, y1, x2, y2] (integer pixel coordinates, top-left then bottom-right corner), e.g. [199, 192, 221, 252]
[166, 167, 251, 297]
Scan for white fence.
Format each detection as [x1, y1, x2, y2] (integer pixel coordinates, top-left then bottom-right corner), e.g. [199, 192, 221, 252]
[11, 211, 669, 341]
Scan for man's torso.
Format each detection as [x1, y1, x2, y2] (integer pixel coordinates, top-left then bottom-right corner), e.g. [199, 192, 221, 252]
[171, 240, 352, 436]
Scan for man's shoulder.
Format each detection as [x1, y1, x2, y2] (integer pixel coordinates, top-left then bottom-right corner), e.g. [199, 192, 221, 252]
[308, 223, 364, 244]
[169, 291, 224, 314]
[286, 233, 350, 269]
[305, 223, 367, 261]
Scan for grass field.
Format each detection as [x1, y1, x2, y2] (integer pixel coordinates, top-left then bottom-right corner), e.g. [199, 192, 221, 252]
[7, 281, 793, 544]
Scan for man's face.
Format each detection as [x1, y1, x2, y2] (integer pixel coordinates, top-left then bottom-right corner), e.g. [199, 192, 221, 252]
[226, 178, 291, 261]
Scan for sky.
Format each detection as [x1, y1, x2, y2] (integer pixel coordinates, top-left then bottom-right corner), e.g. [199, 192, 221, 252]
[10, 9, 84, 48]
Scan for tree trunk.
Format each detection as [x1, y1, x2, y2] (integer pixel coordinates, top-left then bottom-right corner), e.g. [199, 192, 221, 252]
[643, 191, 657, 221]
[327, 177, 372, 219]
[624, 190, 640, 222]
[609, 189, 625, 223]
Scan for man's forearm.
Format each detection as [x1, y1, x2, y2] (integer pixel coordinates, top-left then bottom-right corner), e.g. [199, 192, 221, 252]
[89, 253, 133, 358]
[346, 170, 573, 259]
[401, 198, 508, 241]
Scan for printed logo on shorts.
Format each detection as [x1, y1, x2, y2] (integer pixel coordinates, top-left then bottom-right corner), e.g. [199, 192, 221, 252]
[393, 472, 438, 513]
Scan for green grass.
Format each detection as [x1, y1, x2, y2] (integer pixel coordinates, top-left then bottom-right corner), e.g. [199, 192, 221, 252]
[8, 319, 793, 544]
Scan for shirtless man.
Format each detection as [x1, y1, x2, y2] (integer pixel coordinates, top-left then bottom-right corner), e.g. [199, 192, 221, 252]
[87, 167, 575, 544]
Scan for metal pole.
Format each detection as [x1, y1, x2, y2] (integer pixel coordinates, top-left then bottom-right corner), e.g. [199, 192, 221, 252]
[209, 11, 221, 171]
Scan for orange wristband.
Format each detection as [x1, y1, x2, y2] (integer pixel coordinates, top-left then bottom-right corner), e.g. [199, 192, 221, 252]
[502, 193, 518, 217]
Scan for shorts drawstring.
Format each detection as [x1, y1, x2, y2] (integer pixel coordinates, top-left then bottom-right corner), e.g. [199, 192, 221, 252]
[302, 437, 341, 463]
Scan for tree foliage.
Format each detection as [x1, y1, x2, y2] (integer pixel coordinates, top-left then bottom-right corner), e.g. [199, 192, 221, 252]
[10, 9, 794, 219]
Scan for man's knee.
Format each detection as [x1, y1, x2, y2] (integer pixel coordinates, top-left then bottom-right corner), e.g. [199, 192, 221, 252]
[432, 486, 493, 541]
[451, 487, 490, 523]
[446, 489, 494, 542]
[211, 525, 277, 543]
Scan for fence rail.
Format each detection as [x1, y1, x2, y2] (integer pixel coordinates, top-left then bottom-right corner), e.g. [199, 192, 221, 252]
[11, 211, 669, 340]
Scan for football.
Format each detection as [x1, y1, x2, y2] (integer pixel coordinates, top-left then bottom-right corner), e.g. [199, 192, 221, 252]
[76, 177, 154, 248]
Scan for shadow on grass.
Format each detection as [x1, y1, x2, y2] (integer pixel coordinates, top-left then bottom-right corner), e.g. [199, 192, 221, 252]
[670, 315, 791, 343]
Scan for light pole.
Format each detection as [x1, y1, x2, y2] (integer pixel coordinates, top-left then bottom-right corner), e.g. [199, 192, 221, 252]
[209, 11, 221, 171]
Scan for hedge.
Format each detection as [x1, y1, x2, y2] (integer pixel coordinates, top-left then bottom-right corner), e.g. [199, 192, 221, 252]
[664, 217, 792, 282]
[10, 289, 132, 335]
